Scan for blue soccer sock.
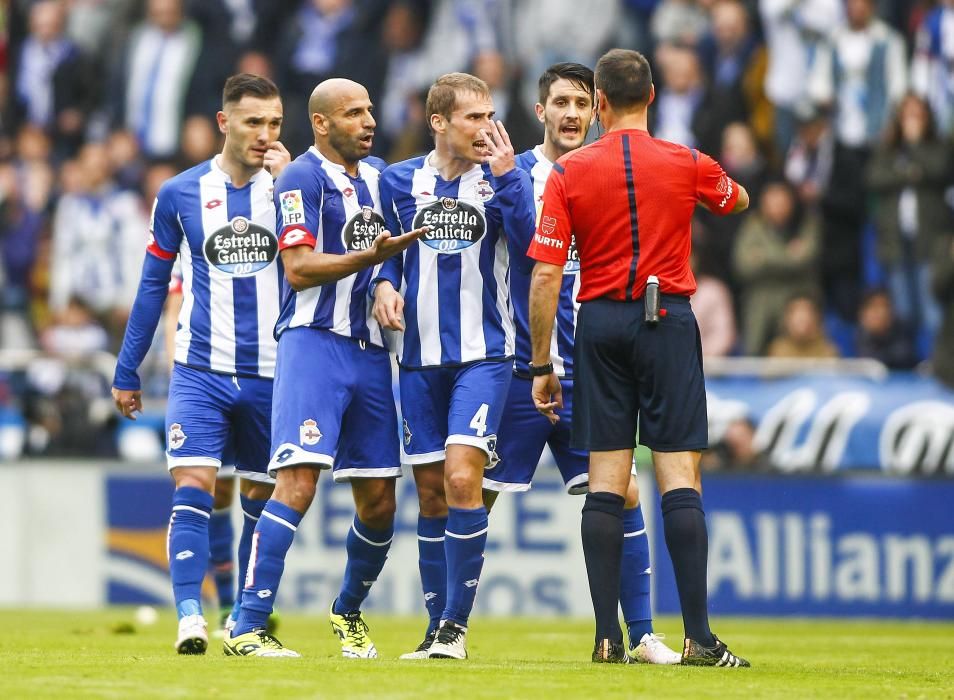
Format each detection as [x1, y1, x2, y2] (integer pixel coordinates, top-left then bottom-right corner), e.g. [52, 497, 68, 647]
[621, 505, 654, 647]
[233, 500, 302, 636]
[442, 506, 488, 627]
[208, 506, 235, 611]
[230, 495, 267, 623]
[417, 515, 448, 634]
[334, 515, 394, 614]
[168, 486, 214, 619]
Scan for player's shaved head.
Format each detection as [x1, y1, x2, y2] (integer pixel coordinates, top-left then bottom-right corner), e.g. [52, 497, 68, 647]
[309, 78, 369, 118]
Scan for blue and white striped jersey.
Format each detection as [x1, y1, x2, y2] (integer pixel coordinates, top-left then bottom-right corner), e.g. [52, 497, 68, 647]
[377, 153, 535, 368]
[513, 146, 580, 378]
[273, 147, 389, 347]
[145, 158, 279, 378]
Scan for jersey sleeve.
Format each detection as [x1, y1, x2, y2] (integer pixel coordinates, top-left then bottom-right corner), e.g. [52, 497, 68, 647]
[275, 163, 323, 250]
[492, 167, 536, 272]
[694, 151, 740, 216]
[373, 168, 404, 291]
[146, 183, 183, 260]
[527, 163, 572, 266]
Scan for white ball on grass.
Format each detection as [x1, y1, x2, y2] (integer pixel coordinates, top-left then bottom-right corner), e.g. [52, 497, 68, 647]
[135, 605, 159, 626]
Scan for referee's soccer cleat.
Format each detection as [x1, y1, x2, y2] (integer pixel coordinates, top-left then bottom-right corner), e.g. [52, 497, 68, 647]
[426, 620, 468, 659]
[398, 629, 438, 660]
[223, 629, 301, 658]
[632, 632, 682, 664]
[592, 638, 635, 664]
[175, 614, 209, 655]
[681, 636, 751, 667]
[329, 603, 378, 658]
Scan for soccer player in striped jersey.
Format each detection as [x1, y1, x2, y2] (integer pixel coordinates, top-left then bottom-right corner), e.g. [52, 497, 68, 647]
[112, 74, 290, 655]
[373, 73, 536, 660]
[225, 79, 425, 659]
[484, 63, 680, 664]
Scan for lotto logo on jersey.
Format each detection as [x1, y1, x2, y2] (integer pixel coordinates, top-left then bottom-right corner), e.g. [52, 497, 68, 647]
[342, 205, 386, 252]
[203, 216, 278, 277]
[413, 198, 487, 254]
[280, 189, 305, 225]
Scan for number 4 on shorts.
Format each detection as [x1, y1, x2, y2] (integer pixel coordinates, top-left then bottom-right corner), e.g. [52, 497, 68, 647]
[470, 403, 490, 437]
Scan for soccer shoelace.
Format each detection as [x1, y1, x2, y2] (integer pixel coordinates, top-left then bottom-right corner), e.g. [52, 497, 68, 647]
[343, 614, 371, 647]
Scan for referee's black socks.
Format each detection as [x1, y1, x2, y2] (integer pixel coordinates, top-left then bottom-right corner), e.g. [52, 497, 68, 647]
[661, 487, 715, 647]
[581, 491, 625, 644]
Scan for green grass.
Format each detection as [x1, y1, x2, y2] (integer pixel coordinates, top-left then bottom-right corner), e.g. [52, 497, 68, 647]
[2, 610, 953, 699]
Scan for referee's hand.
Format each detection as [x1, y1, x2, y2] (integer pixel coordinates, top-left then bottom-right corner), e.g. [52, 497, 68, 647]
[532, 373, 563, 425]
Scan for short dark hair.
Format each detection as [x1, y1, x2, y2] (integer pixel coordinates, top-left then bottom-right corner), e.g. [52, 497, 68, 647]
[425, 72, 490, 133]
[222, 73, 280, 107]
[594, 49, 652, 110]
[538, 62, 595, 105]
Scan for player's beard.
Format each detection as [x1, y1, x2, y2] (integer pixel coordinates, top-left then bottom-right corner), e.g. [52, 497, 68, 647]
[546, 116, 586, 156]
[329, 127, 372, 164]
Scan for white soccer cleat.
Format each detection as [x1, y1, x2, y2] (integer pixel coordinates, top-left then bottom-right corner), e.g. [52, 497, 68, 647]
[426, 620, 467, 660]
[632, 632, 682, 665]
[399, 629, 437, 660]
[175, 614, 209, 655]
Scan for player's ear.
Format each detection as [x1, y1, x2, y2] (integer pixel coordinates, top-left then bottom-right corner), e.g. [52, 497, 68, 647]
[215, 110, 228, 135]
[312, 112, 327, 136]
[534, 102, 545, 124]
[648, 84, 655, 107]
[429, 113, 445, 134]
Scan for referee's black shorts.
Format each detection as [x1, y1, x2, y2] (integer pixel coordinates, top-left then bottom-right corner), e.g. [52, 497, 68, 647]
[572, 296, 708, 453]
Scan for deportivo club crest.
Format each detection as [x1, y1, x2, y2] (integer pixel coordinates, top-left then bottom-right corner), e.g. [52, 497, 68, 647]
[474, 179, 494, 202]
[300, 419, 322, 446]
[413, 198, 487, 254]
[168, 423, 187, 450]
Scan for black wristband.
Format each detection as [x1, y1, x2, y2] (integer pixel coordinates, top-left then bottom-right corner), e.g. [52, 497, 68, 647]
[527, 362, 554, 377]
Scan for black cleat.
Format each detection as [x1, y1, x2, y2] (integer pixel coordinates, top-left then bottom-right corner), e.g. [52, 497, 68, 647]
[592, 638, 634, 664]
[681, 636, 750, 667]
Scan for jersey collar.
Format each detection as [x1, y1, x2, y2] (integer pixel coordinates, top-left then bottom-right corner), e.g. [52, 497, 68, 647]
[210, 155, 267, 185]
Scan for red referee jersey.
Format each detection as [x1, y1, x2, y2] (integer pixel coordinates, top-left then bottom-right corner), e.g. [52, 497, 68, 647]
[527, 128, 739, 301]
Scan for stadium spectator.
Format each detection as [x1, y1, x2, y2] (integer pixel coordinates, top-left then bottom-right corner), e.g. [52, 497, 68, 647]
[734, 180, 821, 355]
[759, 0, 843, 155]
[911, 0, 954, 137]
[48, 141, 147, 345]
[106, 128, 145, 192]
[690, 252, 738, 357]
[855, 287, 918, 369]
[11, 0, 99, 158]
[651, 0, 710, 48]
[651, 45, 704, 147]
[40, 296, 109, 357]
[930, 231, 954, 388]
[178, 115, 220, 169]
[783, 104, 834, 207]
[116, 0, 202, 159]
[766, 293, 840, 358]
[866, 93, 951, 338]
[808, 0, 908, 321]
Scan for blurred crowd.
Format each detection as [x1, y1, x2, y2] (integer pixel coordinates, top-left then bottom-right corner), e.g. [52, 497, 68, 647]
[1, 0, 954, 456]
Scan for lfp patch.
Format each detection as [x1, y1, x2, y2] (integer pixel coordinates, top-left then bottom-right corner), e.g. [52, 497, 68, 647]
[281, 189, 305, 225]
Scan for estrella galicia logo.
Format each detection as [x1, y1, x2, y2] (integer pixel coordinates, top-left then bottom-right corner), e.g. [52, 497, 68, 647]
[342, 205, 386, 252]
[413, 197, 486, 254]
[203, 216, 278, 276]
[564, 234, 580, 273]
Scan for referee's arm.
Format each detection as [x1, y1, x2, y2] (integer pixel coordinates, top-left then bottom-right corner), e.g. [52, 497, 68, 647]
[526, 165, 573, 423]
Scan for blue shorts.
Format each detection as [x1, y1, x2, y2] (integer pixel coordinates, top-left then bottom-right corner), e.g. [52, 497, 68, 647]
[399, 360, 512, 465]
[574, 296, 708, 452]
[484, 375, 589, 494]
[270, 327, 401, 481]
[165, 364, 273, 483]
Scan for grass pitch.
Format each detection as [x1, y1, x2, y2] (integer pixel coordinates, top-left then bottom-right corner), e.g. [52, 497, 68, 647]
[2, 610, 953, 699]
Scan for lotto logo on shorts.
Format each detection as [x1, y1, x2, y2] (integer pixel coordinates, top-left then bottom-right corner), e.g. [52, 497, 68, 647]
[299, 419, 322, 446]
[168, 423, 187, 450]
[280, 189, 305, 225]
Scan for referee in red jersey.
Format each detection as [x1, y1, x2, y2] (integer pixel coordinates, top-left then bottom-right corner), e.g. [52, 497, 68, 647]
[527, 49, 751, 667]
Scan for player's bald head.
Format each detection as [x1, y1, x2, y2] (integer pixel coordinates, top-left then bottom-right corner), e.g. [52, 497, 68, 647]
[309, 79, 369, 118]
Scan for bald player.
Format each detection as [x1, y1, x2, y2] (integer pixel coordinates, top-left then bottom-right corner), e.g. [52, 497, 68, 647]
[225, 79, 426, 658]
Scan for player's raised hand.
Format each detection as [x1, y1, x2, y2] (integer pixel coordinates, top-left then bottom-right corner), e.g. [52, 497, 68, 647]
[263, 141, 291, 177]
[373, 280, 406, 331]
[479, 120, 515, 177]
[112, 387, 143, 420]
[532, 372, 563, 425]
[367, 226, 429, 263]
